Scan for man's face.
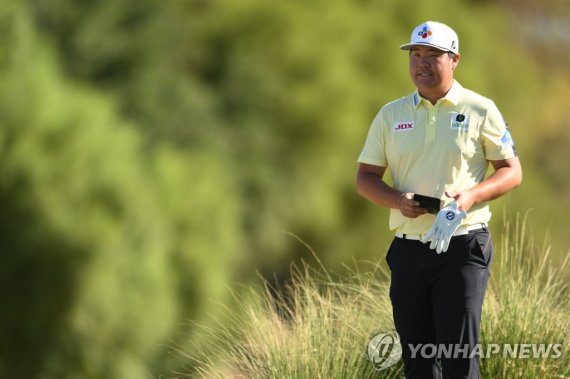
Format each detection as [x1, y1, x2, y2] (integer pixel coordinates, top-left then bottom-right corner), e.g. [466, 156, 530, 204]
[409, 46, 459, 94]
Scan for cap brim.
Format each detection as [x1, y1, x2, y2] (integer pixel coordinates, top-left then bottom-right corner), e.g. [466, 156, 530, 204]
[399, 42, 453, 53]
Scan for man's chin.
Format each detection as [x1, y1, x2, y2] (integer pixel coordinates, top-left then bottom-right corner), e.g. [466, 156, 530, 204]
[414, 78, 439, 88]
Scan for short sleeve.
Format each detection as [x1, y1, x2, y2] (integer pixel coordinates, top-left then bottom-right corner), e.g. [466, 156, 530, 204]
[481, 101, 517, 160]
[357, 109, 388, 167]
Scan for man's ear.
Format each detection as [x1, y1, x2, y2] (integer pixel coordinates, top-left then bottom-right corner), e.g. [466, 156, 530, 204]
[452, 53, 461, 70]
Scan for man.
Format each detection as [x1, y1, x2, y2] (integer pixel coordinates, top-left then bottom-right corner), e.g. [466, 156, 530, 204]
[356, 21, 522, 378]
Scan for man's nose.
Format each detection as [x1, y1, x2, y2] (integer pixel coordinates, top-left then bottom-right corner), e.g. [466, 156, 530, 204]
[417, 56, 430, 66]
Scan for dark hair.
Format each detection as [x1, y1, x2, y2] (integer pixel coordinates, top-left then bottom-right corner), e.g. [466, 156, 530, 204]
[408, 49, 456, 59]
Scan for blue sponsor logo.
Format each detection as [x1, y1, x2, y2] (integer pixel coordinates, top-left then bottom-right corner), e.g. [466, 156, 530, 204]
[501, 129, 514, 146]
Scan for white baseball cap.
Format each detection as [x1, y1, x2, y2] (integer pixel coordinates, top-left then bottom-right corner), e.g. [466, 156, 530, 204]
[400, 21, 459, 54]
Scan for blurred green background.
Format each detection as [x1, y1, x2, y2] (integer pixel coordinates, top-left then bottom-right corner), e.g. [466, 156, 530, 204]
[0, 0, 568, 377]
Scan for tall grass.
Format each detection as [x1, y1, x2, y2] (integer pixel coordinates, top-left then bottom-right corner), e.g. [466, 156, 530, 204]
[481, 214, 570, 378]
[179, 216, 569, 378]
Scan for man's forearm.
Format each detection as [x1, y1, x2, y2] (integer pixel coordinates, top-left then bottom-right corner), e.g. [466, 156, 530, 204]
[356, 171, 402, 209]
[357, 164, 428, 218]
[449, 159, 522, 212]
[468, 163, 522, 204]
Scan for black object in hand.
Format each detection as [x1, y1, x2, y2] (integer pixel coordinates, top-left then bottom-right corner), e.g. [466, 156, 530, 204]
[413, 194, 442, 215]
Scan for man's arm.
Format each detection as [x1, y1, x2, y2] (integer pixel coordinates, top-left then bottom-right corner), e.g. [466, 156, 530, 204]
[446, 156, 522, 211]
[356, 163, 427, 218]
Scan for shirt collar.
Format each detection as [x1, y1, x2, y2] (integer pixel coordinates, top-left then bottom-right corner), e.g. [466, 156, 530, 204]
[444, 80, 462, 106]
[411, 80, 462, 108]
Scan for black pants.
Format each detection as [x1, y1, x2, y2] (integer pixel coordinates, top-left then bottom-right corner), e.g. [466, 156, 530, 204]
[386, 229, 493, 379]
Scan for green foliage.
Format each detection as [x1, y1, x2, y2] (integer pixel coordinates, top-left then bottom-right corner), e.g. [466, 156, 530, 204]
[24, 0, 570, 263]
[0, 3, 239, 377]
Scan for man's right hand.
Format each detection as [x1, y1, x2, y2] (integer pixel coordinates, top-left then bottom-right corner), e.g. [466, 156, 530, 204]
[399, 193, 428, 218]
[356, 164, 428, 217]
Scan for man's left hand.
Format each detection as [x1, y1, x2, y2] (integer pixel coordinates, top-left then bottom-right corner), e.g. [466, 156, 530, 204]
[421, 201, 467, 254]
[445, 190, 476, 212]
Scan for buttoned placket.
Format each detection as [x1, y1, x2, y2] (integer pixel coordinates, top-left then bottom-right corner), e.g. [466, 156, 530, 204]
[425, 101, 438, 144]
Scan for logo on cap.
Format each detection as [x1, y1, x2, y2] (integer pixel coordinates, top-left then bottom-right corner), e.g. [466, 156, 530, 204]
[418, 26, 433, 39]
[400, 21, 459, 54]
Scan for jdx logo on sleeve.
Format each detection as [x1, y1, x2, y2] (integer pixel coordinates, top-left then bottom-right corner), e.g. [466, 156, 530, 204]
[393, 121, 414, 132]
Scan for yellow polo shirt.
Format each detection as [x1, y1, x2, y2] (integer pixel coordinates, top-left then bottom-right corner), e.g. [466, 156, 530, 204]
[358, 81, 517, 234]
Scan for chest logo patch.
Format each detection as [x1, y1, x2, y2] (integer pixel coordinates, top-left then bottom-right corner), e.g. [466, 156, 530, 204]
[393, 121, 414, 132]
[450, 113, 469, 130]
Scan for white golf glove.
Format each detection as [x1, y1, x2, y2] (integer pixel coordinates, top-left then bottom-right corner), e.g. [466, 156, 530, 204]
[421, 202, 466, 254]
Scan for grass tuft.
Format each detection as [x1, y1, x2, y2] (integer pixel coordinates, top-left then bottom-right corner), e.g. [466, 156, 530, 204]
[481, 213, 570, 378]
[179, 215, 570, 378]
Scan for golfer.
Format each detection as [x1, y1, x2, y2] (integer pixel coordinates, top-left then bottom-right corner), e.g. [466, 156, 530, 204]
[356, 21, 522, 378]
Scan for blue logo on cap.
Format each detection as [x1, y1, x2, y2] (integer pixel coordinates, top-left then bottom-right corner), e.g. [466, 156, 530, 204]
[418, 26, 432, 39]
